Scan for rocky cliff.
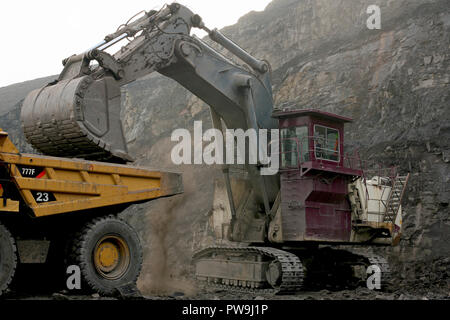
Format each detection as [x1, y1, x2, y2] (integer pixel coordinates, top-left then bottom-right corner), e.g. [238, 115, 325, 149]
[0, 0, 448, 296]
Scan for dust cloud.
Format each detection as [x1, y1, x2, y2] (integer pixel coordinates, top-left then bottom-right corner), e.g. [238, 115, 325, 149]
[137, 165, 217, 297]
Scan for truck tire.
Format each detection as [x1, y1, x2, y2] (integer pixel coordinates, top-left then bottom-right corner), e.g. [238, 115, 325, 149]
[71, 215, 143, 295]
[0, 222, 17, 297]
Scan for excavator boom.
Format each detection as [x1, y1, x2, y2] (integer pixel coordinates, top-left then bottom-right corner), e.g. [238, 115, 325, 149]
[21, 3, 275, 163]
[21, 2, 279, 217]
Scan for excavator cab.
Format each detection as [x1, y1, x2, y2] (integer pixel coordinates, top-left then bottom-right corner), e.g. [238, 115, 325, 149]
[274, 109, 362, 243]
[276, 109, 354, 174]
[273, 109, 408, 244]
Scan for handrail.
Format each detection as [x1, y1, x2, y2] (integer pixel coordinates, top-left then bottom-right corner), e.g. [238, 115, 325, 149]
[277, 135, 399, 172]
[277, 136, 407, 225]
[279, 136, 364, 170]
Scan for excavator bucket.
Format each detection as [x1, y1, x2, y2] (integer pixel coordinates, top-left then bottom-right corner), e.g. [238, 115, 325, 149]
[21, 75, 131, 163]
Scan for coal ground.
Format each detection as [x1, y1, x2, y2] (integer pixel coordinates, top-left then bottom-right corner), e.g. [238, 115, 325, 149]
[4, 278, 449, 300]
[5, 289, 449, 301]
[2, 244, 449, 301]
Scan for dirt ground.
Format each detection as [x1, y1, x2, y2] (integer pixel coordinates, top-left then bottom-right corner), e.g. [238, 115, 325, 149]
[5, 281, 449, 300]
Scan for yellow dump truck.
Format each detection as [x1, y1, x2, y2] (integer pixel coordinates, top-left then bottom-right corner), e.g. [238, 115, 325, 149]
[0, 130, 182, 296]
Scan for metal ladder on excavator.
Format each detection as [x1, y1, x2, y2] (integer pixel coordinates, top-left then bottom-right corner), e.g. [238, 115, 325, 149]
[384, 174, 410, 223]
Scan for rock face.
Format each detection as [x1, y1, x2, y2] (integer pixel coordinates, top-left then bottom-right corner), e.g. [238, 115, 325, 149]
[0, 76, 56, 117]
[0, 0, 448, 295]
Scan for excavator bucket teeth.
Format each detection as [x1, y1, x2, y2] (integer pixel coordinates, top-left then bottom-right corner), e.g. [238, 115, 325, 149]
[21, 76, 132, 163]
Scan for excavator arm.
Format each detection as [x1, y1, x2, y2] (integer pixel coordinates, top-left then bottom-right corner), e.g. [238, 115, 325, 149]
[21, 2, 279, 212]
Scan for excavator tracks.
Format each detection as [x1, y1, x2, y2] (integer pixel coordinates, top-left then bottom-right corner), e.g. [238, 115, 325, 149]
[194, 246, 393, 294]
[342, 248, 392, 291]
[193, 247, 304, 295]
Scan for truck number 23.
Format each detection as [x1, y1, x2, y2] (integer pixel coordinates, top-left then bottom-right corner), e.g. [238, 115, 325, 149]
[36, 192, 49, 202]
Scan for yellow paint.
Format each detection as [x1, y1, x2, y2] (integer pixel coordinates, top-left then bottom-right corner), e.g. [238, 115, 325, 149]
[0, 199, 20, 212]
[94, 235, 130, 279]
[0, 130, 182, 218]
[0, 130, 19, 153]
[96, 242, 119, 268]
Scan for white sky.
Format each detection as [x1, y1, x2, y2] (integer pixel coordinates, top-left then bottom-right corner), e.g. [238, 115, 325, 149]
[0, 0, 272, 88]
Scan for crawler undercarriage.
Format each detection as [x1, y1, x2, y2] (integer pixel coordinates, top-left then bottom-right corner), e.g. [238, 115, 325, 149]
[194, 246, 391, 294]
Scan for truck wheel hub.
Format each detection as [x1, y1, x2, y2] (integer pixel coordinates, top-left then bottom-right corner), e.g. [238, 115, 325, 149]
[94, 236, 130, 279]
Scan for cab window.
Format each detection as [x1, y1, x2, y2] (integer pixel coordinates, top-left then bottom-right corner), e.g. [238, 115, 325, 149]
[281, 126, 309, 167]
[314, 125, 340, 162]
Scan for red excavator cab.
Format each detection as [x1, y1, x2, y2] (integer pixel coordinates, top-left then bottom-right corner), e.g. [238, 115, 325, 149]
[273, 109, 363, 243]
[274, 109, 362, 175]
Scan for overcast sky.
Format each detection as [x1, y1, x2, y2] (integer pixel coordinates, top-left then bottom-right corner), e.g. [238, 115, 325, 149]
[0, 0, 272, 88]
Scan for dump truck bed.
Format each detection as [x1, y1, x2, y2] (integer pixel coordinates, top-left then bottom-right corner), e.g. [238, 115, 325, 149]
[0, 130, 182, 217]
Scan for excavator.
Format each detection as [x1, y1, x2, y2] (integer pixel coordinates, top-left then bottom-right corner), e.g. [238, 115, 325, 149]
[3, 2, 409, 296]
